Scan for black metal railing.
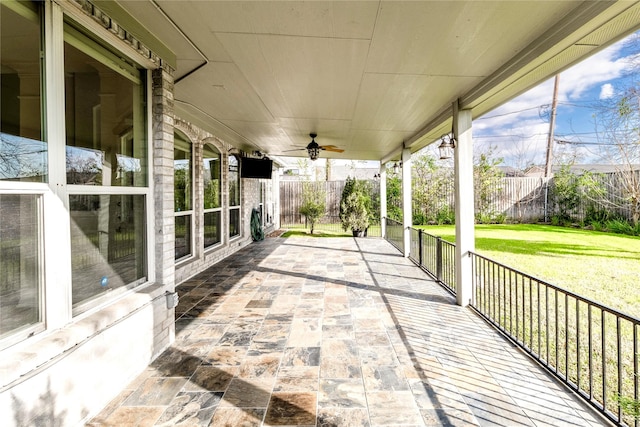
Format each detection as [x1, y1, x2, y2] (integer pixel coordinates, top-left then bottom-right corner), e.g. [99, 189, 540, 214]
[384, 225, 640, 426]
[385, 218, 403, 251]
[471, 252, 640, 427]
[408, 229, 456, 294]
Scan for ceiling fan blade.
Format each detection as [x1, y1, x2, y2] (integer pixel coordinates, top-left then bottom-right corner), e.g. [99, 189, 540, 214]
[281, 147, 306, 152]
[321, 145, 344, 153]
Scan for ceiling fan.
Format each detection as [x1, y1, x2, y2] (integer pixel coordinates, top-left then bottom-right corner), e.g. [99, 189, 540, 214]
[285, 133, 344, 160]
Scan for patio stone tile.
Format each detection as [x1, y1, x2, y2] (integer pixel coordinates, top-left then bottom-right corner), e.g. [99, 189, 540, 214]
[86, 237, 608, 427]
[209, 407, 265, 426]
[359, 346, 399, 366]
[217, 330, 257, 346]
[420, 408, 480, 427]
[362, 365, 409, 392]
[154, 391, 222, 426]
[183, 366, 237, 392]
[205, 346, 248, 366]
[366, 391, 423, 425]
[123, 377, 187, 406]
[281, 346, 320, 367]
[219, 377, 274, 408]
[355, 331, 391, 347]
[318, 379, 367, 408]
[89, 406, 164, 427]
[287, 318, 321, 346]
[274, 366, 320, 392]
[322, 324, 354, 339]
[264, 392, 317, 425]
[238, 353, 282, 378]
[317, 408, 370, 427]
[320, 356, 362, 379]
[321, 339, 358, 359]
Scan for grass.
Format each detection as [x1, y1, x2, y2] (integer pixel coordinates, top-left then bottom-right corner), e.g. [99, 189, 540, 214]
[418, 224, 640, 318]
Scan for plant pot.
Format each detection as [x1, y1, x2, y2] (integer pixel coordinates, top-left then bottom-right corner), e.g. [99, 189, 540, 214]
[352, 229, 364, 237]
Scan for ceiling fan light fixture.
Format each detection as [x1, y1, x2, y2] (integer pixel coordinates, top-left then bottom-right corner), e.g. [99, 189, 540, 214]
[307, 133, 320, 160]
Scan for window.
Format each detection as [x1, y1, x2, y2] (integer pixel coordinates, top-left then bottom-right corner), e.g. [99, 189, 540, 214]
[0, 1, 45, 347]
[0, 194, 43, 342]
[69, 194, 146, 309]
[174, 132, 193, 260]
[228, 154, 240, 238]
[203, 144, 221, 248]
[1, 1, 47, 182]
[259, 180, 274, 227]
[64, 22, 148, 311]
[64, 26, 147, 187]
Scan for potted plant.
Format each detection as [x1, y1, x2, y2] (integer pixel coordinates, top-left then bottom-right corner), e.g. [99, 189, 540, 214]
[340, 177, 372, 237]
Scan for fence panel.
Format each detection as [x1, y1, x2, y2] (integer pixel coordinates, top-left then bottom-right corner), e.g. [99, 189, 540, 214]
[471, 252, 640, 426]
[280, 180, 381, 236]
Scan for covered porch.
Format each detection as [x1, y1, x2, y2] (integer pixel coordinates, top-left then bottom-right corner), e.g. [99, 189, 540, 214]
[88, 236, 605, 426]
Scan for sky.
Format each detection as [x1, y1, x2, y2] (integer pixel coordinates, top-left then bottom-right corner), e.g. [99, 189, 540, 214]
[471, 31, 640, 169]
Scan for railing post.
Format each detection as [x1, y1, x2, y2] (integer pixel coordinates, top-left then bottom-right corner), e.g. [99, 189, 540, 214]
[418, 229, 423, 266]
[436, 236, 443, 282]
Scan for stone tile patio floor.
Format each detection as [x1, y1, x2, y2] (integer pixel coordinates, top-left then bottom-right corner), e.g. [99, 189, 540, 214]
[88, 237, 608, 426]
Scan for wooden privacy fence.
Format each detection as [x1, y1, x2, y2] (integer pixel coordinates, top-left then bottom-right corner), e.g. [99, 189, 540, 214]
[280, 180, 381, 235]
[281, 171, 638, 227]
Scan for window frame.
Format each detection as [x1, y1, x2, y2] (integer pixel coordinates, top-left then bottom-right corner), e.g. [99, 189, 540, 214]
[203, 142, 223, 251]
[228, 153, 241, 240]
[174, 131, 195, 262]
[0, 0, 156, 346]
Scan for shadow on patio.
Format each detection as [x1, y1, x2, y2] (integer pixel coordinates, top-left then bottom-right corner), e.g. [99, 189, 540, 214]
[87, 236, 606, 426]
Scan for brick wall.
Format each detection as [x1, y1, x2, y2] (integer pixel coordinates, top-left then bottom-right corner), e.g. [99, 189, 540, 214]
[173, 120, 277, 285]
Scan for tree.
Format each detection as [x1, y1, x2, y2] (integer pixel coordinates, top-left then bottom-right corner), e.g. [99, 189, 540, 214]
[592, 89, 640, 226]
[474, 147, 505, 223]
[550, 163, 605, 225]
[339, 177, 372, 236]
[386, 173, 402, 222]
[412, 152, 453, 224]
[298, 182, 326, 234]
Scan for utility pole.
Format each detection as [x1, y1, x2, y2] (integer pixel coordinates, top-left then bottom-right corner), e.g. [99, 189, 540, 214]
[544, 75, 560, 177]
[544, 74, 559, 222]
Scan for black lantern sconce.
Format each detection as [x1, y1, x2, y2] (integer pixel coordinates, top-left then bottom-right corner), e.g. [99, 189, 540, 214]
[392, 161, 402, 174]
[438, 133, 456, 160]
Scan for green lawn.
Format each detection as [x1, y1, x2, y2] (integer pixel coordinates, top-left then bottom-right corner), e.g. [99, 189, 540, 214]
[418, 224, 640, 318]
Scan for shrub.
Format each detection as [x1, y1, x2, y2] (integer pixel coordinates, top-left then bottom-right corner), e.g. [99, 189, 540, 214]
[606, 219, 636, 236]
[436, 207, 455, 225]
[340, 177, 372, 235]
[299, 182, 326, 234]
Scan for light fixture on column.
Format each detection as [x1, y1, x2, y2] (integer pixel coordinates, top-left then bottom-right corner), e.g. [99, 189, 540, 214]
[438, 133, 456, 160]
[392, 161, 402, 174]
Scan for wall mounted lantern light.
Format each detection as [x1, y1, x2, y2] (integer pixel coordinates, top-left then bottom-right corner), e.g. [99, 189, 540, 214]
[438, 133, 456, 160]
[392, 161, 402, 174]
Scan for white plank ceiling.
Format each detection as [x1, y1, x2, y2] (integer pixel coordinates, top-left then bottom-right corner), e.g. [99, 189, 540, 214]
[116, 0, 640, 162]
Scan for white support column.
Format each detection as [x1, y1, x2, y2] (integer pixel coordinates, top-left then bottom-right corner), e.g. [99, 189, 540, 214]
[401, 148, 412, 257]
[453, 100, 475, 306]
[380, 164, 387, 238]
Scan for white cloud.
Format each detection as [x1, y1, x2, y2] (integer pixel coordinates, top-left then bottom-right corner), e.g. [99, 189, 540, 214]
[599, 83, 614, 99]
[472, 34, 637, 167]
